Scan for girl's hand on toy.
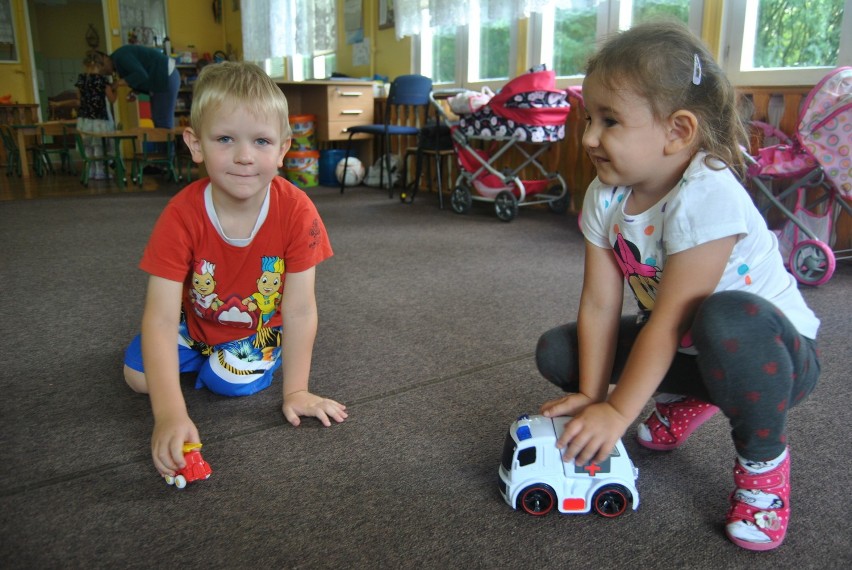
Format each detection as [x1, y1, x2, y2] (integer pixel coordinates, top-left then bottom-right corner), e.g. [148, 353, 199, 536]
[282, 390, 348, 427]
[540, 392, 596, 419]
[555, 402, 630, 466]
[151, 414, 200, 477]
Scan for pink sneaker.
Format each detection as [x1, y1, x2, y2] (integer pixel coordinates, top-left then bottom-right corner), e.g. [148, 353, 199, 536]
[636, 397, 719, 451]
[725, 451, 790, 551]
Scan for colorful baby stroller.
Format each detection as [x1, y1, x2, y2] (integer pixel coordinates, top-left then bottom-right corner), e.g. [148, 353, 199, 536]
[744, 66, 852, 286]
[445, 68, 572, 221]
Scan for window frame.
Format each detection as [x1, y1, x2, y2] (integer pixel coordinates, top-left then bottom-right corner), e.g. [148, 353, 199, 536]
[721, 0, 852, 87]
[530, 0, 704, 88]
[414, 6, 519, 90]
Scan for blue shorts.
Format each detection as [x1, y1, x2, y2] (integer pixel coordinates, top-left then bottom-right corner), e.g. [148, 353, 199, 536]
[124, 320, 282, 397]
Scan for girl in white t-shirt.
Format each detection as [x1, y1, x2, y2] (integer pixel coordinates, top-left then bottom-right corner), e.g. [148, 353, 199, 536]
[535, 21, 820, 551]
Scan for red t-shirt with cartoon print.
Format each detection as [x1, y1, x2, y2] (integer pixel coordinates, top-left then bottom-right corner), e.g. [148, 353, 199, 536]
[139, 176, 333, 346]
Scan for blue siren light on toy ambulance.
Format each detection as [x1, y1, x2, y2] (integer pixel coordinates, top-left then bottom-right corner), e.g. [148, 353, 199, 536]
[517, 425, 532, 441]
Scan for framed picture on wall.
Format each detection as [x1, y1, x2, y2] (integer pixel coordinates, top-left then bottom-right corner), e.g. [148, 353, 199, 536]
[379, 0, 394, 30]
[0, 0, 20, 62]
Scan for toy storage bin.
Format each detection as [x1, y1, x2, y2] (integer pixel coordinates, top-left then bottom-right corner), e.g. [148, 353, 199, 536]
[289, 114, 317, 151]
[284, 150, 320, 188]
[319, 149, 351, 186]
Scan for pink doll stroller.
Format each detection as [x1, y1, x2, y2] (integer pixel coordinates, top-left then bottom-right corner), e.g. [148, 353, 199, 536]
[744, 66, 852, 286]
[446, 67, 572, 221]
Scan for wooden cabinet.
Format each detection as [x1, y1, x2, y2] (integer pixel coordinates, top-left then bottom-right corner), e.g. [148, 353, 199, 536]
[0, 104, 40, 125]
[276, 81, 375, 141]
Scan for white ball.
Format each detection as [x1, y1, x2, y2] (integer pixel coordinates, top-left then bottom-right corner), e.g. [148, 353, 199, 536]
[335, 157, 365, 186]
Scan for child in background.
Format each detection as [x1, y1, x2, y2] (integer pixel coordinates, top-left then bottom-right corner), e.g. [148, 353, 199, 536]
[75, 50, 116, 179]
[123, 61, 347, 477]
[535, 21, 820, 551]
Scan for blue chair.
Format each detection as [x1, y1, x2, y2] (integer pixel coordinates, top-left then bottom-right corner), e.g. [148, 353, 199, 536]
[339, 74, 432, 197]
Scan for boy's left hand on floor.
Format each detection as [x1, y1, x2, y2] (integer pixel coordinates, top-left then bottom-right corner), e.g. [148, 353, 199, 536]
[282, 390, 348, 427]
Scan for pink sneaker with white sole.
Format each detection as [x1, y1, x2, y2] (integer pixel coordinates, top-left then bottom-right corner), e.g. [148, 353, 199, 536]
[636, 396, 719, 451]
[725, 451, 790, 551]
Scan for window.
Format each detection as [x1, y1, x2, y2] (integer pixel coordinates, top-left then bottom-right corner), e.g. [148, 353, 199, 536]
[532, 0, 703, 84]
[416, 0, 518, 88]
[245, 0, 337, 81]
[723, 0, 852, 86]
[517, 447, 537, 467]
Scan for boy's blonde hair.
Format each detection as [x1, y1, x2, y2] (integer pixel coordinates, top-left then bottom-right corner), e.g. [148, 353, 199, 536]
[190, 61, 292, 140]
[586, 20, 747, 176]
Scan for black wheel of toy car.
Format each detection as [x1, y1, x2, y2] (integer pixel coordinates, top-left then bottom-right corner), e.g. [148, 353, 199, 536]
[451, 185, 472, 214]
[518, 484, 556, 516]
[494, 190, 518, 222]
[546, 185, 569, 214]
[592, 485, 630, 518]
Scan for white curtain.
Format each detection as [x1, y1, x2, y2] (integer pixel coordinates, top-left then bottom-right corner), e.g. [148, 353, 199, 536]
[394, 0, 557, 40]
[242, 0, 337, 61]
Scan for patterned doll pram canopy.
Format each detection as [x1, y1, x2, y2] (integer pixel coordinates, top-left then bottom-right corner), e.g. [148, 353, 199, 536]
[458, 68, 572, 143]
[744, 66, 852, 286]
[797, 66, 852, 197]
[753, 67, 852, 197]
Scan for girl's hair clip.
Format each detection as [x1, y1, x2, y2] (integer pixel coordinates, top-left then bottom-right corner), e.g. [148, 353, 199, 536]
[692, 53, 702, 86]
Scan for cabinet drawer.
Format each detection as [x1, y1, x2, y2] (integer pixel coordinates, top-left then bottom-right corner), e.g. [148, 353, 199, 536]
[325, 119, 373, 141]
[327, 86, 373, 118]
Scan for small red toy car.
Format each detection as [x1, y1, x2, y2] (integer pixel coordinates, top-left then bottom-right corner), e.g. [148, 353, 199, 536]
[163, 443, 212, 489]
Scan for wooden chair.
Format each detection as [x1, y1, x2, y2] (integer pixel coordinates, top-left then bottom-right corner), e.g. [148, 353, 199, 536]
[1, 124, 49, 177]
[129, 128, 178, 185]
[38, 123, 76, 174]
[174, 133, 196, 183]
[0, 125, 22, 177]
[401, 90, 461, 208]
[74, 131, 120, 187]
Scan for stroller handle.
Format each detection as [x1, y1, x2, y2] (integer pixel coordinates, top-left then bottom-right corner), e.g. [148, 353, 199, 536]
[430, 88, 468, 122]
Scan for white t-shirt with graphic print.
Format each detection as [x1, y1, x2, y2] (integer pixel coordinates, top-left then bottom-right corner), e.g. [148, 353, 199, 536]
[581, 152, 820, 340]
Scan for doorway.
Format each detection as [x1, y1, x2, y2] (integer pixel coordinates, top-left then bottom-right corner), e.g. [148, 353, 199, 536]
[26, 0, 110, 121]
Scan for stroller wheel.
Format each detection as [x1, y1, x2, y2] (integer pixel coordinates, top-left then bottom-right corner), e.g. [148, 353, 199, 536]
[546, 184, 569, 214]
[495, 190, 518, 222]
[789, 239, 836, 287]
[451, 186, 472, 214]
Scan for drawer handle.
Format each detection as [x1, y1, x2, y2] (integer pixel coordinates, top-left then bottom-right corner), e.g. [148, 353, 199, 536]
[340, 110, 363, 115]
[337, 90, 364, 97]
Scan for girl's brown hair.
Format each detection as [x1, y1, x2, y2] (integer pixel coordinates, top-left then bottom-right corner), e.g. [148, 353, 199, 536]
[586, 20, 748, 177]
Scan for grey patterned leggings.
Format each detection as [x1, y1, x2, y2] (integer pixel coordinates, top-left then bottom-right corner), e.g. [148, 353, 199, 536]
[535, 290, 820, 461]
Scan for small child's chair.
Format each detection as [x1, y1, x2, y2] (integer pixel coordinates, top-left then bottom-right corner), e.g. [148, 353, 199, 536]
[129, 127, 178, 185]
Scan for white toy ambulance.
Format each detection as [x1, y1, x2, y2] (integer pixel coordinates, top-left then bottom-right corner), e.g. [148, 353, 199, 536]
[498, 414, 640, 517]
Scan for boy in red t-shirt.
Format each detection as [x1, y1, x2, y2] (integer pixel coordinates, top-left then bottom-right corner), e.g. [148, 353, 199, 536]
[123, 62, 347, 478]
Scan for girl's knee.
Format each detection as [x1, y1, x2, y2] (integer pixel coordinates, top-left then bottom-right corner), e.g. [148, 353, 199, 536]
[693, 290, 773, 345]
[123, 365, 149, 394]
[535, 325, 579, 391]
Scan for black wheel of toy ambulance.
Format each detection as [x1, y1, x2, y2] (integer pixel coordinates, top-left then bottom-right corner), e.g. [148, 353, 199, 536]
[789, 239, 836, 287]
[451, 185, 472, 214]
[546, 184, 569, 214]
[592, 485, 630, 518]
[518, 484, 556, 516]
[494, 190, 518, 222]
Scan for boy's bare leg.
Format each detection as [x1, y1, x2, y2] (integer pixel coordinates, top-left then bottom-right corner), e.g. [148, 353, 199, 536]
[124, 365, 149, 394]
